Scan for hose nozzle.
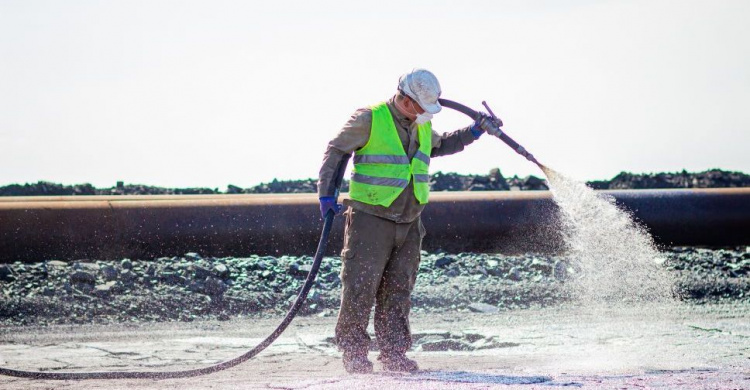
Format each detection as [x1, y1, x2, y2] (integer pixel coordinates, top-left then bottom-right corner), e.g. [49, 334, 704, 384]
[481, 101, 541, 167]
[437, 98, 542, 168]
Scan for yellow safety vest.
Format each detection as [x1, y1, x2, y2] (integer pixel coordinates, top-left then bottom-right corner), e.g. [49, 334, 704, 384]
[349, 102, 431, 207]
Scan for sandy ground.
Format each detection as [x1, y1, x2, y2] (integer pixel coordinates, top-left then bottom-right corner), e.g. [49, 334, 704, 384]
[0, 302, 748, 389]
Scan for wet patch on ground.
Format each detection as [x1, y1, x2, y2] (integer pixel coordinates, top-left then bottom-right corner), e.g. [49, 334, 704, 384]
[403, 371, 553, 386]
[320, 331, 521, 353]
[0, 304, 748, 389]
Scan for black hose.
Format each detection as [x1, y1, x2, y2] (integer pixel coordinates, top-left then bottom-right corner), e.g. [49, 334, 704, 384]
[438, 98, 482, 121]
[438, 98, 539, 166]
[0, 155, 352, 380]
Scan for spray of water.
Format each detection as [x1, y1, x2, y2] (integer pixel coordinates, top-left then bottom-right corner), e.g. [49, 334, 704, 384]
[540, 165, 674, 304]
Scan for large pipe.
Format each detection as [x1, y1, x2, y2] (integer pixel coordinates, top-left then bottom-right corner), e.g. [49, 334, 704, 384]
[1, 188, 748, 263]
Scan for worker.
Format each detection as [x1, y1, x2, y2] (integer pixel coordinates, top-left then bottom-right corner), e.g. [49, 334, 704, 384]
[317, 69, 500, 374]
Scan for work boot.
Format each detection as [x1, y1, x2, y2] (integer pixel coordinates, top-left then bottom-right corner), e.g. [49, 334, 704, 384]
[342, 351, 373, 374]
[378, 353, 419, 373]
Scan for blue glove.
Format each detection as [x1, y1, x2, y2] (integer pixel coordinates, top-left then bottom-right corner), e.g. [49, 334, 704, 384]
[470, 123, 483, 139]
[319, 196, 342, 219]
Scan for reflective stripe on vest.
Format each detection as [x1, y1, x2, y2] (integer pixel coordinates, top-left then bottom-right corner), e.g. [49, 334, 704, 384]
[351, 173, 410, 188]
[353, 155, 411, 165]
[348, 102, 432, 207]
[414, 150, 430, 165]
[414, 174, 430, 183]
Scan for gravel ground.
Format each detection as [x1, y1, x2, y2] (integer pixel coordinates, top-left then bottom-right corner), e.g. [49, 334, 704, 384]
[0, 247, 748, 327]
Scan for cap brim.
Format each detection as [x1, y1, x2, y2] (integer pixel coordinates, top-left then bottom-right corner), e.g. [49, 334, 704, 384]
[421, 100, 442, 114]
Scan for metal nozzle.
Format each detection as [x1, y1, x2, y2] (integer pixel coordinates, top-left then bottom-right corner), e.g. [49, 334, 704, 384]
[481, 101, 503, 127]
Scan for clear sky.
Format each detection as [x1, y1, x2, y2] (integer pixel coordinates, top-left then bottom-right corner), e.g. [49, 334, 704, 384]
[1, 0, 748, 189]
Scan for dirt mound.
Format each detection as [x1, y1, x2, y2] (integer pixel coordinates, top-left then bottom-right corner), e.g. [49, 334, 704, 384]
[0, 181, 218, 196]
[587, 169, 750, 189]
[0, 169, 747, 196]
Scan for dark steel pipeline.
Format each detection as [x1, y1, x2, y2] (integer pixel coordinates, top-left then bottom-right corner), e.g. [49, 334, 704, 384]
[1, 188, 749, 263]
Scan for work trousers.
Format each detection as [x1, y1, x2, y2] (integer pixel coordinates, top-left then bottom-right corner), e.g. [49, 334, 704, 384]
[335, 207, 425, 357]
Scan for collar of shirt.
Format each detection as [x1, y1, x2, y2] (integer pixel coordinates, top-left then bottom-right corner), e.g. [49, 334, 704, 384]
[386, 96, 416, 130]
[385, 96, 420, 157]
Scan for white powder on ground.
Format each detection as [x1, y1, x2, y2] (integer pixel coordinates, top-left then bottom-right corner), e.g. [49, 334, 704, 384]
[541, 166, 674, 304]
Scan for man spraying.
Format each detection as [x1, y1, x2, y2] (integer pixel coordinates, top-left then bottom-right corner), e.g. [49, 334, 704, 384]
[317, 69, 499, 374]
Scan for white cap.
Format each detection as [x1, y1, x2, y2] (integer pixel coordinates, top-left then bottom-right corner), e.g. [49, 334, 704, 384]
[398, 68, 442, 114]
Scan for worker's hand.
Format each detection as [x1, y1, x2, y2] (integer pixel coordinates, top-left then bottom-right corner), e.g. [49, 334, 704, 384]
[471, 113, 502, 138]
[319, 196, 342, 219]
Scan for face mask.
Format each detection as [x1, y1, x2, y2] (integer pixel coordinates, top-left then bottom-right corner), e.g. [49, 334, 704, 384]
[415, 112, 433, 125]
[404, 98, 432, 124]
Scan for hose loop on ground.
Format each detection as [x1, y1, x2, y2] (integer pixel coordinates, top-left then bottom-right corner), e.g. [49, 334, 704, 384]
[0, 211, 335, 379]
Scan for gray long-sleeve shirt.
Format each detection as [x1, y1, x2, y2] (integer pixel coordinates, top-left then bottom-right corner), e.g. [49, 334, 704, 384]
[318, 96, 478, 223]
